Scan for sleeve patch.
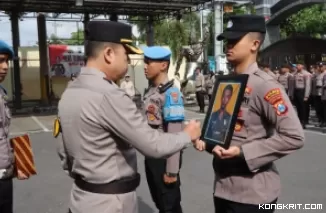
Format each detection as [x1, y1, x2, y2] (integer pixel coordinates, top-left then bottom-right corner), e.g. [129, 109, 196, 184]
[273, 100, 288, 116]
[264, 88, 282, 105]
[170, 92, 179, 103]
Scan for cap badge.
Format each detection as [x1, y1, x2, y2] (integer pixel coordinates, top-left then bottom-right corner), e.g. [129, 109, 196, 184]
[227, 20, 233, 28]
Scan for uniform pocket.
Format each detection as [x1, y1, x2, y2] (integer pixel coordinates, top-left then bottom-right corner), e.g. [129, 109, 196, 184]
[233, 107, 249, 139]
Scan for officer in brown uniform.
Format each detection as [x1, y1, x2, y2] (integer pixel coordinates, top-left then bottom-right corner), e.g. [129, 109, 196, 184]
[293, 63, 311, 128]
[194, 15, 304, 213]
[142, 46, 184, 213]
[195, 67, 206, 113]
[321, 64, 326, 127]
[0, 40, 28, 213]
[277, 64, 292, 96]
[206, 71, 215, 102]
[261, 63, 278, 80]
[56, 21, 202, 213]
[312, 62, 325, 126]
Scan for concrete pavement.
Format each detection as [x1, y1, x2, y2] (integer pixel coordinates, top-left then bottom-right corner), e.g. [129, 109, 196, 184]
[11, 111, 326, 213]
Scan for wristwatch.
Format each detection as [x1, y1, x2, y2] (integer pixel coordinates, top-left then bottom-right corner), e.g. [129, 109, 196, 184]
[166, 173, 178, 177]
[239, 146, 245, 158]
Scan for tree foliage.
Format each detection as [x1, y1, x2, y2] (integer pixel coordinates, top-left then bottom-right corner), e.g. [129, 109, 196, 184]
[280, 5, 326, 38]
[130, 13, 200, 61]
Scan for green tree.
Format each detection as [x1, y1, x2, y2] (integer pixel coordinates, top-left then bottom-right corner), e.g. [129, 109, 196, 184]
[48, 33, 64, 44]
[130, 13, 200, 61]
[280, 5, 326, 38]
[65, 30, 84, 45]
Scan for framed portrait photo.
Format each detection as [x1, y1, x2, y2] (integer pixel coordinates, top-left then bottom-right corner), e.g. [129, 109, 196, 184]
[201, 74, 249, 149]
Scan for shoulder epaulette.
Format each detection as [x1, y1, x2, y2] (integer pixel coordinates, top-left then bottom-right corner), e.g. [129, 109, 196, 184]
[158, 79, 174, 94]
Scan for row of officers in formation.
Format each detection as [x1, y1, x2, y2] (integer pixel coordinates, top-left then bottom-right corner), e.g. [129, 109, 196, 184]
[261, 62, 326, 128]
[0, 14, 306, 213]
[194, 61, 326, 129]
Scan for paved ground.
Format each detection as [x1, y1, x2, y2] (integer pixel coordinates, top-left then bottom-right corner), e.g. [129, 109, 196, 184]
[12, 110, 326, 213]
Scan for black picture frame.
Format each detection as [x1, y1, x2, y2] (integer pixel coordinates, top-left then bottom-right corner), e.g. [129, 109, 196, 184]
[200, 74, 249, 149]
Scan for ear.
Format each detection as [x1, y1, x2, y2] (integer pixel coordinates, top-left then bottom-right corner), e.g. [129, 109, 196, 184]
[251, 39, 261, 52]
[161, 61, 168, 71]
[103, 46, 114, 64]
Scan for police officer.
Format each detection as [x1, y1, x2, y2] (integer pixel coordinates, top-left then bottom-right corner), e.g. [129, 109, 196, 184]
[312, 62, 325, 126]
[0, 40, 28, 213]
[277, 64, 292, 96]
[261, 63, 278, 80]
[194, 15, 304, 213]
[56, 21, 202, 213]
[321, 63, 326, 127]
[206, 71, 215, 102]
[293, 62, 311, 128]
[195, 67, 205, 113]
[142, 46, 184, 213]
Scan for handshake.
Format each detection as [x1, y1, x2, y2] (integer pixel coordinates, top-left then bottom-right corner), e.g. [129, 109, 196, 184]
[183, 120, 206, 151]
[183, 120, 241, 159]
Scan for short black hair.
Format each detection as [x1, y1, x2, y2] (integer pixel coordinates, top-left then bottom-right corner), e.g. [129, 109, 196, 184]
[223, 84, 233, 96]
[85, 40, 117, 59]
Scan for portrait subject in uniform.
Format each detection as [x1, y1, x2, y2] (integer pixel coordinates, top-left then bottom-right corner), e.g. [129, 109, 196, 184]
[194, 15, 304, 213]
[204, 83, 240, 144]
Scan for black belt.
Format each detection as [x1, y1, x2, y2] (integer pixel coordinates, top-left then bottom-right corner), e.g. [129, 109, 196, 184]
[196, 86, 202, 88]
[74, 173, 140, 194]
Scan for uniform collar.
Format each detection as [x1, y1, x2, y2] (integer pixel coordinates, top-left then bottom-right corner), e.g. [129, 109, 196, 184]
[243, 62, 259, 75]
[80, 67, 106, 78]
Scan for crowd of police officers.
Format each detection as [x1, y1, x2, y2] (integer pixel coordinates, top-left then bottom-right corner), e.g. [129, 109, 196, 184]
[260, 62, 326, 129]
[0, 14, 310, 213]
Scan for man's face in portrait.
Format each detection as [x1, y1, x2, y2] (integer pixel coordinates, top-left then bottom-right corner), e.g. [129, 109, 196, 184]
[221, 88, 232, 109]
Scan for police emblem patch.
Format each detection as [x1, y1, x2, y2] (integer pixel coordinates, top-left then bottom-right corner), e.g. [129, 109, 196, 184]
[273, 101, 288, 116]
[170, 92, 179, 103]
[147, 104, 156, 113]
[245, 87, 252, 94]
[234, 122, 242, 132]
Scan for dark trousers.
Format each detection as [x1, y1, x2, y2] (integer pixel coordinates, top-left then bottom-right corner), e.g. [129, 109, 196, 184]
[314, 96, 324, 123]
[305, 95, 312, 124]
[214, 197, 277, 213]
[294, 89, 306, 125]
[196, 91, 205, 112]
[145, 158, 182, 213]
[0, 178, 13, 213]
[322, 100, 326, 124]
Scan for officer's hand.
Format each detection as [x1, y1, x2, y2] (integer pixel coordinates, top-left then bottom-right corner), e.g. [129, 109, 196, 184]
[212, 146, 240, 159]
[304, 97, 308, 101]
[183, 120, 201, 141]
[163, 174, 177, 184]
[194, 139, 206, 151]
[17, 170, 29, 180]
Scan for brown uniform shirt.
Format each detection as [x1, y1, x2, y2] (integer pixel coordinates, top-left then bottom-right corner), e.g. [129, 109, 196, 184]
[195, 73, 205, 92]
[267, 70, 278, 80]
[213, 63, 304, 204]
[293, 70, 312, 98]
[57, 67, 191, 213]
[143, 81, 184, 173]
[0, 87, 13, 170]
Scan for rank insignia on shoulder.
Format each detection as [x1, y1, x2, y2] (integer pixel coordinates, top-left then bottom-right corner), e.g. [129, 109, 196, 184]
[273, 100, 288, 116]
[264, 88, 282, 105]
[53, 118, 62, 138]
